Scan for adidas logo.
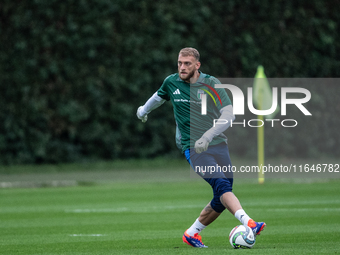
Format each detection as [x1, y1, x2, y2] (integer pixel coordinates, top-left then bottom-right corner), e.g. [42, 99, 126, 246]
[173, 89, 181, 95]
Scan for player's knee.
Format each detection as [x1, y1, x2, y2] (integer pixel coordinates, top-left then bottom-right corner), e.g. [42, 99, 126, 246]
[214, 178, 233, 196]
[210, 197, 226, 213]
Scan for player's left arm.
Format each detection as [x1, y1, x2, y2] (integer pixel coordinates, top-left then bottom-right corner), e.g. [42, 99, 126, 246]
[194, 85, 234, 154]
[194, 105, 235, 153]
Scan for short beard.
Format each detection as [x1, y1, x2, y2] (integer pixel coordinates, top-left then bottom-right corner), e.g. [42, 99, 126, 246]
[180, 69, 196, 83]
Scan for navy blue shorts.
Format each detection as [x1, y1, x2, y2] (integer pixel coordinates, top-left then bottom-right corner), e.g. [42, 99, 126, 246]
[184, 142, 234, 213]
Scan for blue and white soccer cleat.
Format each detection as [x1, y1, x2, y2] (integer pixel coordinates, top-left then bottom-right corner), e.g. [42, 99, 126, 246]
[248, 220, 266, 235]
[182, 230, 208, 248]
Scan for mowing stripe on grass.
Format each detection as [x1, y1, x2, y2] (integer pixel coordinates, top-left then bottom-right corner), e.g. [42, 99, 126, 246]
[65, 206, 340, 214]
[69, 234, 106, 237]
[65, 204, 204, 213]
[268, 208, 340, 212]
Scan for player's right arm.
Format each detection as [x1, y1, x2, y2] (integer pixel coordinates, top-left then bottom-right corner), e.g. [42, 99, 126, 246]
[136, 75, 172, 123]
[136, 92, 166, 122]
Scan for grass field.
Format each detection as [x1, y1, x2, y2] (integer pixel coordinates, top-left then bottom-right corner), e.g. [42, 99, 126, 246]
[1, 158, 340, 254]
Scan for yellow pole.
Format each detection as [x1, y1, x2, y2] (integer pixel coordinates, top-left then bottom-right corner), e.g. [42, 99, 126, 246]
[258, 114, 265, 184]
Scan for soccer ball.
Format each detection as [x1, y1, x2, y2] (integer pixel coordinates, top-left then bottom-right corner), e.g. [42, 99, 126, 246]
[229, 225, 256, 249]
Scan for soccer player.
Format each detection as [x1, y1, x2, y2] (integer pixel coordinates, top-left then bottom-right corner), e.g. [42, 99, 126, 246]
[136, 47, 265, 248]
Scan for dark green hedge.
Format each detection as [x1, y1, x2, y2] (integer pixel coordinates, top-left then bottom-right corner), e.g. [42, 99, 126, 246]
[0, 0, 339, 164]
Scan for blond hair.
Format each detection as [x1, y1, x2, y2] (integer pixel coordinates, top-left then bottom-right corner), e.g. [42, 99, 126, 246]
[179, 47, 200, 61]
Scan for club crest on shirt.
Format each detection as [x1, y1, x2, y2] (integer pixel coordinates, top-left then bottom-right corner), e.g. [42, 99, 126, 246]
[197, 89, 205, 100]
